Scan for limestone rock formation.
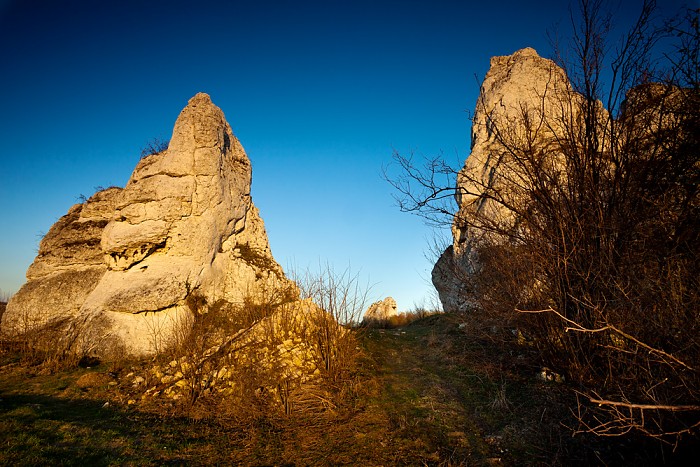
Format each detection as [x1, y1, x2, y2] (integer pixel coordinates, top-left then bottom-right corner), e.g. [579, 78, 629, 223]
[363, 297, 398, 323]
[433, 48, 575, 311]
[2, 93, 296, 357]
[432, 246, 472, 314]
[453, 47, 573, 253]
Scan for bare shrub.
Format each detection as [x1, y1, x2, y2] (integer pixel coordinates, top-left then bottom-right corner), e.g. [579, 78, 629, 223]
[363, 310, 442, 329]
[1, 314, 87, 372]
[140, 137, 169, 159]
[388, 0, 699, 443]
[137, 266, 370, 419]
[291, 264, 370, 384]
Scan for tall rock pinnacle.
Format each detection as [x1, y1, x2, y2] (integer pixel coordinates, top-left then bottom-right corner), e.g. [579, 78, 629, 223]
[2, 93, 295, 357]
[433, 48, 574, 312]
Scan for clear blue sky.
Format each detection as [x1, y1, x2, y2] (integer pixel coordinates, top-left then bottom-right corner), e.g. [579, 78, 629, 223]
[0, 0, 688, 309]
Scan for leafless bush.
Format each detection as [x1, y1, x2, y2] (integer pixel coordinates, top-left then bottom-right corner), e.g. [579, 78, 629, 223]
[140, 266, 369, 418]
[140, 137, 169, 159]
[0, 289, 12, 304]
[389, 0, 699, 443]
[0, 312, 88, 372]
[363, 310, 442, 329]
[0, 300, 7, 325]
[291, 264, 370, 383]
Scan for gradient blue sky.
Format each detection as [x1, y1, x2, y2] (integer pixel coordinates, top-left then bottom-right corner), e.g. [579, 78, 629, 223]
[0, 0, 689, 309]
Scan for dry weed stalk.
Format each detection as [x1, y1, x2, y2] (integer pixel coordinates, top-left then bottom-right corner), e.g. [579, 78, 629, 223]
[135, 265, 369, 419]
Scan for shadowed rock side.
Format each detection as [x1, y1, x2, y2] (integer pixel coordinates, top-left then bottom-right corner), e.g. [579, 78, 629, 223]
[2, 188, 122, 331]
[2, 93, 296, 357]
[432, 246, 471, 314]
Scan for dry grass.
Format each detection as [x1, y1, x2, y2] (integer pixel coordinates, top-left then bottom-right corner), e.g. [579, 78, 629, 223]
[110, 265, 371, 423]
[2, 311, 697, 464]
[364, 308, 442, 329]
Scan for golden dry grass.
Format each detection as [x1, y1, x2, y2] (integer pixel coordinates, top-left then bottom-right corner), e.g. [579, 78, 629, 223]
[1, 312, 696, 465]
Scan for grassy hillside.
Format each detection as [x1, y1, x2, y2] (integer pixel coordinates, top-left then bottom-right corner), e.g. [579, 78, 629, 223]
[1, 313, 695, 465]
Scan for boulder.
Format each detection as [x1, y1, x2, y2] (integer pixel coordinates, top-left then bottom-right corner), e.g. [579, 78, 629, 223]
[431, 246, 473, 314]
[2, 93, 296, 357]
[363, 297, 398, 323]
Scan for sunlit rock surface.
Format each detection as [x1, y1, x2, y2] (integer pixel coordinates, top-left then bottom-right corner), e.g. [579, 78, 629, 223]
[2, 93, 295, 357]
[363, 297, 398, 323]
[433, 48, 575, 311]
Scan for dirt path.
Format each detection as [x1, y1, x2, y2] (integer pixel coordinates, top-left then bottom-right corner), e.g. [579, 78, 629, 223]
[360, 325, 504, 464]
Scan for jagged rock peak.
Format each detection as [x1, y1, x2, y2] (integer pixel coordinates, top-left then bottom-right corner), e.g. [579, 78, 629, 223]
[171, 92, 239, 151]
[456, 47, 571, 225]
[2, 93, 295, 358]
[434, 48, 573, 312]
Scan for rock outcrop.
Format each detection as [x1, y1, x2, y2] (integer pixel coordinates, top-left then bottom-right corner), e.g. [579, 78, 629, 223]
[433, 48, 576, 311]
[432, 246, 472, 314]
[3, 187, 122, 331]
[2, 93, 296, 357]
[454, 47, 573, 254]
[363, 297, 398, 323]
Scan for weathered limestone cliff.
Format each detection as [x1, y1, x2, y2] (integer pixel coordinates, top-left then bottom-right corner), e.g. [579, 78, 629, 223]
[2, 93, 296, 357]
[433, 48, 576, 311]
[454, 48, 573, 252]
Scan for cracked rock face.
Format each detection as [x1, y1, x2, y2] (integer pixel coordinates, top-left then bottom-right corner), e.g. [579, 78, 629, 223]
[454, 47, 572, 254]
[2, 93, 295, 357]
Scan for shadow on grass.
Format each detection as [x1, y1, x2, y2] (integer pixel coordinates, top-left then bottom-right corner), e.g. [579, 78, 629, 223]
[0, 393, 222, 465]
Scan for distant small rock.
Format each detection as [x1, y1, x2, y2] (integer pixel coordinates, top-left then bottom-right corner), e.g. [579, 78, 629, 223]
[363, 297, 398, 324]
